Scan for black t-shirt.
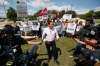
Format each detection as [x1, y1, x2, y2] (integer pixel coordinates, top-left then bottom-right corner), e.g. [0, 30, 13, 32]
[78, 27, 90, 41]
[0, 35, 22, 50]
[14, 26, 20, 34]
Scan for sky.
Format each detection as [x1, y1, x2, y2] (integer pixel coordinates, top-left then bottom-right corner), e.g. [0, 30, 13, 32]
[0, 0, 100, 17]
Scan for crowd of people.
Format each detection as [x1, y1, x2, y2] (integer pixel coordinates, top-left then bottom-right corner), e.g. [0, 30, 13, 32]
[16, 20, 41, 37]
[0, 24, 39, 66]
[72, 19, 100, 66]
[41, 18, 100, 66]
[0, 17, 100, 66]
[0, 24, 23, 65]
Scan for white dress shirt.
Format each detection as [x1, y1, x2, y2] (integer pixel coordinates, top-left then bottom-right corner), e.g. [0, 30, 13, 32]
[42, 27, 59, 42]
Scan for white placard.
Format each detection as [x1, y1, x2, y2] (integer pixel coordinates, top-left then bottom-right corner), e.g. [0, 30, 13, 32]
[31, 23, 40, 31]
[66, 23, 76, 35]
[63, 14, 72, 21]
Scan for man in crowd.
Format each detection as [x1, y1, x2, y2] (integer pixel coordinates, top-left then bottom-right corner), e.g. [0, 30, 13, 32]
[0, 24, 22, 54]
[42, 20, 59, 63]
[61, 20, 68, 37]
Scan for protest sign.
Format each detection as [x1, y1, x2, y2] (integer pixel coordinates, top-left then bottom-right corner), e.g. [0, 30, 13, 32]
[66, 23, 77, 35]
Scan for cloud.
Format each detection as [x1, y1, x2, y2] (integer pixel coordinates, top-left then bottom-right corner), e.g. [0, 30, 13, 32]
[95, 7, 100, 11]
[27, 0, 51, 15]
[75, 9, 90, 14]
[36, 0, 50, 2]
[75, 7, 100, 14]
[27, 1, 45, 8]
[47, 2, 72, 11]
[27, 0, 50, 8]
[27, 0, 100, 15]
[47, 2, 90, 14]
[44, 0, 50, 2]
[0, 0, 10, 18]
[28, 9, 34, 15]
[28, 9, 38, 15]
[0, 8, 6, 18]
[0, 0, 9, 5]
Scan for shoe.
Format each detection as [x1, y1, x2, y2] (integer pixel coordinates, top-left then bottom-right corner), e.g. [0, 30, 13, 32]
[47, 59, 51, 63]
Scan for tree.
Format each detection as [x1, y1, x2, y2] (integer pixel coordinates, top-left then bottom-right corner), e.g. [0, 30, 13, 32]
[85, 10, 94, 19]
[78, 10, 95, 19]
[95, 11, 100, 19]
[77, 14, 86, 19]
[66, 10, 77, 18]
[59, 10, 66, 18]
[7, 7, 17, 22]
[51, 10, 58, 15]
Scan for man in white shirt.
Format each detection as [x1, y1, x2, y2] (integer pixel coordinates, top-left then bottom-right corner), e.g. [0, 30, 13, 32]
[42, 20, 59, 63]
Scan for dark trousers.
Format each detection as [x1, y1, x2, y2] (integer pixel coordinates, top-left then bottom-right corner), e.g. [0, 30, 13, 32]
[32, 30, 38, 36]
[45, 41, 58, 60]
[62, 31, 66, 37]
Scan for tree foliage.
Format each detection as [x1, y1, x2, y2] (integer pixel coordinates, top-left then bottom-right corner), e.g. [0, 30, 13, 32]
[7, 7, 17, 22]
[59, 10, 66, 18]
[66, 10, 77, 18]
[95, 11, 100, 19]
[78, 10, 95, 19]
[85, 10, 94, 18]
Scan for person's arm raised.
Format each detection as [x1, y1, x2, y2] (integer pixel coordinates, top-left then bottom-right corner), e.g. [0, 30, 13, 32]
[74, 38, 85, 45]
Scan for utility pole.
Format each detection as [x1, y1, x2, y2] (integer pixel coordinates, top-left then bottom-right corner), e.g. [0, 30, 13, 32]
[3, 0, 6, 18]
[70, 4, 73, 11]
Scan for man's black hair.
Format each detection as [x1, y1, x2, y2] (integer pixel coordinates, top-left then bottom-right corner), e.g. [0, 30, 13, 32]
[3, 24, 14, 35]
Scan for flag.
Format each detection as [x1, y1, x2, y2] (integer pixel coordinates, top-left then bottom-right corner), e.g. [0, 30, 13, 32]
[38, 8, 48, 16]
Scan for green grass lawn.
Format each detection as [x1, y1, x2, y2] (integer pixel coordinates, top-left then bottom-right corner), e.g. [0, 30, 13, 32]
[20, 19, 100, 66]
[96, 19, 100, 25]
[21, 37, 76, 66]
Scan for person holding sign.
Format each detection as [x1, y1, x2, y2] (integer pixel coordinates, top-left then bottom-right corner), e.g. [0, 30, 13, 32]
[61, 20, 68, 37]
[66, 21, 77, 37]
